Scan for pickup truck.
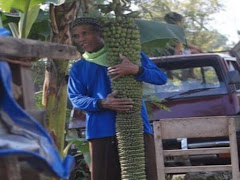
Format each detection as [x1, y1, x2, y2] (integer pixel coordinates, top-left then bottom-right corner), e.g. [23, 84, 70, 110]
[68, 52, 240, 166]
[145, 53, 240, 166]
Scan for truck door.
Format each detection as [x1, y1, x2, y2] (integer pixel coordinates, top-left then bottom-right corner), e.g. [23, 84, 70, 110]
[225, 58, 240, 114]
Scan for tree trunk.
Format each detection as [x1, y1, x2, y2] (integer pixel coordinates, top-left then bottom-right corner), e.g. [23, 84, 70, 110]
[42, 1, 80, 154]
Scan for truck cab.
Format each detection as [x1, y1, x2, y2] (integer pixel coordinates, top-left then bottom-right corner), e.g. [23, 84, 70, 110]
[145, 53, 240, 165]
[146, 53, 240, 120]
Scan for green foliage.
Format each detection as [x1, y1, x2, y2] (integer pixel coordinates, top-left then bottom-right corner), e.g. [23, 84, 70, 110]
[166, 175, 184, 180]
[190, 30, 229, 52]
[65, 129, 90, 166]
[0, 0, 41, 37]
[65, 129, 91, 180]
[68, 154, 91, 180]
[143, 83, 170, 114]
[144, 95, 170, 114]
[0, 0, 65, 38]
[135, 19, 185, 51]
[8, 22, 19, 37]
[19, 4, 40, 38]
[28, 9, 51, 40]
[65, 130, 89, 153]
[136, 0, 228, 52]
[0, 0, 42, 12]
[0, 0, 65, 12]
[35, 91, 43, 109]
[45, 0, 65, 5]
[31, 59, 46, 110]
[173, 177, 184, 180]
[76, 0, 105, 18]
[32, 59, 46, 90]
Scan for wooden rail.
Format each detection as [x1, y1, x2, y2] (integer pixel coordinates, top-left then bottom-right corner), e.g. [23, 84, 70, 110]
[0, 36, 81, 60]
[0, 35, 81, 180]
[153, 116, 240, 180]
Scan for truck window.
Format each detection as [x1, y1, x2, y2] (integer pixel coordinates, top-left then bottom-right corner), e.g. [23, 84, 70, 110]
[226, 60, 240, 90]
[145, 66, 219, 92]
[226, 60, 239, 71]
[144, 58, 228, 99]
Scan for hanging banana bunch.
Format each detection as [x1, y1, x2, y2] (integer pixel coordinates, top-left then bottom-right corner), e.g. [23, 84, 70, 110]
[100, 1, 147, 179]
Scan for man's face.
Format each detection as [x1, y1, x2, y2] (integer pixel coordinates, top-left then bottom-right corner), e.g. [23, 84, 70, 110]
[176, 19, 184, 27]
[72, 24, 104, 53]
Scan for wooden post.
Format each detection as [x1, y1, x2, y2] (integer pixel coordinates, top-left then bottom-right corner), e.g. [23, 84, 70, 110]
[20, 65, 35, 109]
[20, 162, 46, 180]
[0, 157, 21, 180]
[0, 34, 81, 180]
[228, 117, 240, 180]
[153, 121, 166, 180]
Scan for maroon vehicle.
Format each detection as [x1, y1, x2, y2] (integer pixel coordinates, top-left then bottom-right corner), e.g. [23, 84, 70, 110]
[69, 52, 240, 165]
[147, 53, 240, 120]
[144, 53, 240, 165]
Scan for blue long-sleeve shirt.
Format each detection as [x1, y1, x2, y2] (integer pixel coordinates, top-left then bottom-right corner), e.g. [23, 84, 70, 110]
[68, 52, 167, 139]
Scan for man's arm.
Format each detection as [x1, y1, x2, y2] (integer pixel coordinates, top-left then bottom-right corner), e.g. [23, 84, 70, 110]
[108, 52, 167, 85]
[68, 65, 134, 112]
[99, 90, 133, 111]
[68, 71, 101, 111]
[135, 52, 167, 85]
[187, 43, 202, 54]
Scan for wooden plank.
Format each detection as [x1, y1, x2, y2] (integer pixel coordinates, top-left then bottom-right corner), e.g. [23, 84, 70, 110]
[157, 116, 228, 139]
[163, 147, 230, 156]
[153, 121, 166, 180]
[233, 116, 240, 130]
[20, 66, 35, 109]
[165, 165, 232, 173]
[0, 157, 21, 180]
[153, 116, 240, 178]
[20, 161, 45, 180]
[9, 64, 36, 111]
[26, 109, 46, 125]
[0, 36, 81, 60]
[228, 117, 240, 180]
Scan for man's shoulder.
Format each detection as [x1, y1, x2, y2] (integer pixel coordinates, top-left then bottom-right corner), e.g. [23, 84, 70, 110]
[71, 58, 89, 68]
[140, 51, 151, 61]
[71, 59, 103, 73]
[70, 59, 86, 74]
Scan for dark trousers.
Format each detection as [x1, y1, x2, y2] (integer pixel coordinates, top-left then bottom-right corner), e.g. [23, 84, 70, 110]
[89, 133, 158, 180]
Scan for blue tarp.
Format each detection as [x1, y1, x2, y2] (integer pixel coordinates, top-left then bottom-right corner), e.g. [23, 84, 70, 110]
[0, 28, 74, 178]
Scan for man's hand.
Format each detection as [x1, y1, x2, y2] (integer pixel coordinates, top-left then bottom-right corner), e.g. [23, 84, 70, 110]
[108, 54, 139, 80]
[100, 90, 134, 111]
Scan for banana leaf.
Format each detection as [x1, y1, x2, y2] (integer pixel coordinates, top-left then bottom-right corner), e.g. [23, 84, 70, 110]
[135, 19, 186, 49]
[0, 0, 65, 12]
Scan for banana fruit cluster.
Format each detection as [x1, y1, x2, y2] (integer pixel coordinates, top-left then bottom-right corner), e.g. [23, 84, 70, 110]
[102, 17, 147, 180]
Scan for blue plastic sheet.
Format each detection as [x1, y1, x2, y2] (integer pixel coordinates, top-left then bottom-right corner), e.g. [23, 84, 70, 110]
[0, 28, 74, 178]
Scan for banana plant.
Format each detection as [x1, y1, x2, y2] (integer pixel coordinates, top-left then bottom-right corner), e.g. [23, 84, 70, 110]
[64, 129, 90, 167]
[0, 0, 65, 38]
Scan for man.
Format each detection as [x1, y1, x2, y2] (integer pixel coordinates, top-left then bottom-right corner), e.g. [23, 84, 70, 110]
[164, 12, 202, 55]
[68, 17, 167, 180]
